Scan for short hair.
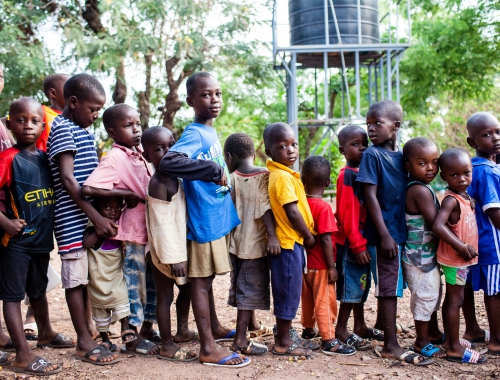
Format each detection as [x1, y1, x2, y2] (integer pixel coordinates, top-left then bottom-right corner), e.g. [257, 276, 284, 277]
[43, 73, 69, 98]
[141, 126, 173, 151]
[367, 100, 403, 122]
[63, 73, 105, 102]
[263, 122, 293, 148]
[439, 148, 470, 171]
[102, 104, 136, 130]
[186, 72, 214, 97]
[9, 97, 43, 117]
[224, 133, 255, 159]
[301, 156, 331, 187]
[403, 137, 437, 162]
[466, 112, 500, 137]
[337, 125, 366, 146]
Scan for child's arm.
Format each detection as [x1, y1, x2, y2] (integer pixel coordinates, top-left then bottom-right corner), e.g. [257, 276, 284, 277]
[485, 209, 500, 231]
[58, 152, 118, 238]
[432, 196, 477, 261]
[82, 226, 104, 250]
[364, 184, 398, 258]
[0, 211, 25, 236]
[262, 210, 280, 256]
[82, 186, 143, 209]
[406, 185, 438, 227]
[320, 232, 338, 283]
[283, 202, 315, 248]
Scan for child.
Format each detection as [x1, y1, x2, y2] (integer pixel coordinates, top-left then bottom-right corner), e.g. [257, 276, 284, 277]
[467, 112, 500, 356]
[82, 104, 159, 357]
[83, 196, 135, 353]
[432, 148, 486, 364]
[356, 100, 427, 365]
[401, 137, 444, 359]
[142, 126, 197, 362]
[223, 132, 279, 356]
[0, 97, 68, 375]
[47, 73, 119, 365]
[159, 72, 248, 368]
[334, 125, 376, 350]
[300, 155, 356, 356]
[263, 122, 315, 357]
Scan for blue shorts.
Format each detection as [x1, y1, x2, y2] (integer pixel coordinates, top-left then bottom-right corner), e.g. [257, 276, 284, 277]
[268, 242, 305, 320]
[367, 244, 406, 298]
[469, 264, 500, 296]
[336, 243, 372, 303]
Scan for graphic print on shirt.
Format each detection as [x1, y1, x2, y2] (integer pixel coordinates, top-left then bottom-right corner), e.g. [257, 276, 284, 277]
[196, 141, 231, 199]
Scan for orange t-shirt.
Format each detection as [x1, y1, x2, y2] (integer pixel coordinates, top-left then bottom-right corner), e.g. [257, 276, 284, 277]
[436, 190, 479, 268]
[39, 105, 61, 152]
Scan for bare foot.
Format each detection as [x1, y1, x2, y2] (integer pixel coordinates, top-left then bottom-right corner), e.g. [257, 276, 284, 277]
[212, 326, 234, 341]
[173, 329, 197, 343]
[159, 341, 181, 358]
[463, 328, 487, 342]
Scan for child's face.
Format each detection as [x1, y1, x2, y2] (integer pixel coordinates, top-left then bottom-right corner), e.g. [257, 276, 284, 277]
[69, 94, 105, 129]
[142, 131, 175, 169]
[440, 155, 473, 193]
[187, 76, 223, 120]
[405, 145, 439, 185]
[98, 198, 123, 221]
[366, 109, 400, 145]
[265, 128, 298, 168]
[468, 121, 500, 156]
[340, 130, 368, 163]
[7, 101, 45, 147]
[107, 108, 142, 149]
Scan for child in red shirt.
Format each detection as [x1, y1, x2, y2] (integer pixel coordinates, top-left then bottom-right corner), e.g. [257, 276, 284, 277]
[300, 156, 355, 356]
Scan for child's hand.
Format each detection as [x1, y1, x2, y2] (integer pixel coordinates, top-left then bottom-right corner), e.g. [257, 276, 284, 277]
[93, 215, 119, 238]
[266, 235, 281, 256]
[328, 267, 338, 283]
[455, 243, 478, 261]
[217, 171, 228, 187]
[1, 219, 26, 236]
[380, 235, 398, 258]
[354, 250, 371, 265]
[124, 193, 145, 209]
[304, 233, 316, 248]
[171, 261, 187, 277]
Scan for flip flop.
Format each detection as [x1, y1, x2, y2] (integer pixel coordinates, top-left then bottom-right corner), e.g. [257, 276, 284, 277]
[121, 329, 137, 344]
[360, 328, 384, 341]
[446, 348, 487, 364]
[157, 347, 198, 362]
[23, 322, 38, 341]
[214, 329, 236, 343]
[320, 339, 356, 356]
[343, 334, 373, 351]
[272, 343, 312, 357]
[13, 357, 62, 376]
[248, 323, 273, 339]
[37, 333, 76, 349]
[76, 346, 122, 366]
[467, 329, 490, 344]
[0, 351, 15, 366]
[202, 352, 251, 368]
[410, 343, 445, 358]
[374, 346, 433, 366]
[231, 341, 268, 356]
[148, 329, 161, 344]
[120, 339, 159, 356]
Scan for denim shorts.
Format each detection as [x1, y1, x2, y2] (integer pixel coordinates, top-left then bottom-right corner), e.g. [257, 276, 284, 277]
[268, 242, 305, 320]
[367, 244, 406, 298]
[336, 243, 372, 303]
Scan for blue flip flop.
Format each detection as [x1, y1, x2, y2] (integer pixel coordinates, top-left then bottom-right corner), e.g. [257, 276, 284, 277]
[202, 352, 251, 368]
[214, 329, 236, 343]
[411, 343, 444, 358]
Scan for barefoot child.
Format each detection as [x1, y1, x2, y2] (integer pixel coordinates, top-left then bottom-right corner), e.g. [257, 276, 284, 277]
[223, 132, 279, 356]
[401, 137, 444, 359]
[47, 74, 119, 365]
[432, 148, 486, 364]
[300, 156, 356, 356]
[160, 72, 248, 368]
[82, 104, 159, 357]
[263, 122, 316, 357]
[0, 98, 71, 376]
[357, 100, 429, 365]
[334, 125, 376, 350]
[141, 126, 197, 362]
[466, 112, 500, 356]
[83, 196, 135, 352]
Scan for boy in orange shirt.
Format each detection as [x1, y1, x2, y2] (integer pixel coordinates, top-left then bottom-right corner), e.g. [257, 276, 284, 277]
[40, 74, 69, 152]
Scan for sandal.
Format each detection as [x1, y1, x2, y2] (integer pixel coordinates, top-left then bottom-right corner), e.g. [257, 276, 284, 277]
[148, 329, 161, 344]
[272, 343, 312, 357]
[430, 333, 475, 348]
[320, 339, 356, 356]
[301, 329, 320, 340]
[157, 347, 198, 362]
[399, 350, 433, 366]
[100, 341, 118, 352]
[120, 339, 159, 356]
[248, 323, 273, 339]
[37, 333, 76, 349]
[0, 351, 15, 366]
[13, 357, 62, 376]
[231, 340, 268, 356]
[290, 327, 320, 350]
[202, 352, 251, 368]
[121, 328, 137, 344]
[76, 346, 122, 366]
[410, 343, 445, 358]
[360, 328, 384, 341]
[446, 348, 487, 364]
[1, 339, 36, 352]
[343, 334, 372, 351]
[23, 322, 38, 341]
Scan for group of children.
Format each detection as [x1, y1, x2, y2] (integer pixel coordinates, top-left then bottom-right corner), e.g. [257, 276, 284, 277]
[0, 65, 498, 376]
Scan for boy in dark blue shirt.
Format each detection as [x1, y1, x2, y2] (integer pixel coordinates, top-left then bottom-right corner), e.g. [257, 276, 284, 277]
[357, 100, 428, 365]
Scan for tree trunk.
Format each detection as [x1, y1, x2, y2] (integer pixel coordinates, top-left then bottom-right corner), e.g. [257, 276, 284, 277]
[82, 0, 105, 34]
[138, 54, 152, 130]
[112, 58, 127, 104]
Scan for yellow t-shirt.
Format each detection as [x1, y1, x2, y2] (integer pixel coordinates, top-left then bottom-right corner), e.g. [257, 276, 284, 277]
[267, 159, 315, 249]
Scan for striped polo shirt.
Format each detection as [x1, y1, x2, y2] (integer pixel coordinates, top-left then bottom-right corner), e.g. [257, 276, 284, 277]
[47, 116, 98, 254]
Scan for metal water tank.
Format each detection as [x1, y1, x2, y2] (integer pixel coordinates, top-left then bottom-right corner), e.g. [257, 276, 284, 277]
[289, 0, 379, 45]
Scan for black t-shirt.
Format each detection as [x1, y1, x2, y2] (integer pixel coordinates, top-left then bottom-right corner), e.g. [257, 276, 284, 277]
[0, 146, 55, 253]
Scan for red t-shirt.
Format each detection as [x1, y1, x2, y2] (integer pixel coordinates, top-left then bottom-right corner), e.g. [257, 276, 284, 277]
[306, 198, 338, 270]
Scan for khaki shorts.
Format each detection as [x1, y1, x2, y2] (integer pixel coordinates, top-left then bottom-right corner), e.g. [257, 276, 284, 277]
[188, 236, 231, 278]
[150, 249, 189, 286]
[61, 250, 89, 289]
